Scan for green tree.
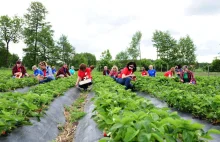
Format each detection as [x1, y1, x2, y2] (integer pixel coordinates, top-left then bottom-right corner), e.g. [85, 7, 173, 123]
[0, 47, 19, 67]
[82, 52, 96, 66]
[115, 50, 129, 61]
[127, 31, 142, 60]
[23, 1, 48, 65]
[100, 49, 112, 61]
[177, 35, 196, 65]
[56, 35, 75, 64]
[72, 53, 88, 69]
[152, 30, 177, 65]
[210, 59, 220, 72]
[0, 15, 23, 65]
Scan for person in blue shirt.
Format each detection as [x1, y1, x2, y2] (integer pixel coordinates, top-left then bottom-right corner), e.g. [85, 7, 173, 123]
[69, 66, 75, 75]
[52, 66, 56, 75]
[32, 65, 44, 81]
[148, 65, 156, 77]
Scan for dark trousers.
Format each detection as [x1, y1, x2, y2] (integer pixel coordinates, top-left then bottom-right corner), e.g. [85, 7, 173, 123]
[116, 77, 132, 90]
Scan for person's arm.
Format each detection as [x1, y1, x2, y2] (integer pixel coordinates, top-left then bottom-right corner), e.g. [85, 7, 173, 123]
[67, 69, 71, 76]
[47, 68, 53, 77]
[12, 67, 16, 76]
[122, 73, 133, 79]
[23, 67, 29, 76]
[75, 76, 82, 86]
[56, 69, 60, 77]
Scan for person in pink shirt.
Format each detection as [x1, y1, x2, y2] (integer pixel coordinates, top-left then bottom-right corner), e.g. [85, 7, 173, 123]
[109, 65, 118, 80]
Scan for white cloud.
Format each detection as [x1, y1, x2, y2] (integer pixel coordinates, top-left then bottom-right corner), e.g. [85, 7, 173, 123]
[0, 0, 219, 63]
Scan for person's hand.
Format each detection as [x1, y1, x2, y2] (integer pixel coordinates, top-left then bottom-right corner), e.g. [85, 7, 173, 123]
[75, 83, 78, 87]
[180, 79, 184, 82]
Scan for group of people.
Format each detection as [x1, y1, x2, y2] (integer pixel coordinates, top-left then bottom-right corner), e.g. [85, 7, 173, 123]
[164, 65, 196, 84]
[101, 63, 197, 91]
[12, 61, 76, 84]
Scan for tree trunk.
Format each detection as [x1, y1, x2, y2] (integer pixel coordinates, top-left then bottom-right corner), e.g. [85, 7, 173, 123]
[5, 41, 9, 66]
[34, 20, 39, 64]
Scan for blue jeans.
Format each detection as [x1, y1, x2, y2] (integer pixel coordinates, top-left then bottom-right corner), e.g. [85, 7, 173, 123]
[111, 76, 117, 81]
[116, 77, 132, 90]
[39, 77, 54, 84]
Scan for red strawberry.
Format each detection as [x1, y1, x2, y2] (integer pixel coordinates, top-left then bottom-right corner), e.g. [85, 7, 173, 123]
[103, 131, 107, 137]
[1, 131, 6, 135]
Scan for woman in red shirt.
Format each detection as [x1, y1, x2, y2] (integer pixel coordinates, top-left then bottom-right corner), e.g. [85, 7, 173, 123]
[75, 63, 92, 91]
[116, 62, 136, 91]
[164, 67, 175, 77]
[12, 61, 29, 78]
[141, 67, 148, 76]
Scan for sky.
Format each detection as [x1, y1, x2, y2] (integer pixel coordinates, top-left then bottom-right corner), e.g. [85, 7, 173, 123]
[0, 0, 220, 63]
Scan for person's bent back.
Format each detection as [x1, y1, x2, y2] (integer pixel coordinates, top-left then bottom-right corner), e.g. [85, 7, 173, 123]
[56, 63, 71, 78]
[75, 63, 92, 91]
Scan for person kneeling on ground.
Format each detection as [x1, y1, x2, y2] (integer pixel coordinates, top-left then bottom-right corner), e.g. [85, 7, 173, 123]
[116, 62, 137, 91]
[164, 67, 175, 78]
[109, 65, 118, 80]
[103, 66, 110, 76]
[69, 66, 75, 75]
[32, 65, 44, 81]
[141, 67, 148, 76]
[180, 65, 196, 84]
[39, 61, 55, 83]
[12, 61, 29, 78]
[75, 63, 92, 91]
[56, 63, 71, 78]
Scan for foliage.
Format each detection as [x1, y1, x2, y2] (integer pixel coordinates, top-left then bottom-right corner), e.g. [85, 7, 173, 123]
[177, 35, 196, 65]
[56, 35, 75, 65]
[127, 31, 142, 60]
[210, 59, 220, 72]
[72, 53, 88, 69]
[152, 30, 177, 65]
[98, 49, 113, 71]
[81, 52, 96, 66]
[0, 47, 19, 67]
[134, 75, 220, 123]
[0, 75, 76, 135]
[0, 15, 23, 65]
[115, 50, 129, 61]
[23, 1, 49, 65]
[92, 73, 218, 141]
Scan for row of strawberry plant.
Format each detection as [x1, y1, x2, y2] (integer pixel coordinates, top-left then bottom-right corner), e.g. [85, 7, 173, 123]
[0, 76, 76, 136]
[0, 77, 39, 92]
[92, 74, 219, 142]
[133, 76, 220, 124]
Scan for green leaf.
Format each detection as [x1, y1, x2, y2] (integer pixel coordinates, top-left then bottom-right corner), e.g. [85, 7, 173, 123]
[208, 129, 220, 134]
[138, 132, 151, 142]
[110, 123, 123, 132]
[151, 133, 164, 142]
[99, 137, 111, 142]
[124, 127, 139, 142]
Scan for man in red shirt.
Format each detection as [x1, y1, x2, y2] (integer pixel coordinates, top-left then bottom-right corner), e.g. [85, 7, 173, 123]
[75, 63, 92, 91]
[116, 62, 137, 91]
[12, 61, 29, 78]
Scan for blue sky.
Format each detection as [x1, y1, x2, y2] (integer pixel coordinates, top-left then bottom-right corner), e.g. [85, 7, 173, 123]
[0, 0, 220, 63]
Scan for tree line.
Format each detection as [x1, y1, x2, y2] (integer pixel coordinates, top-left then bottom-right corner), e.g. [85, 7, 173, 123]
[0, 1, 97, 69]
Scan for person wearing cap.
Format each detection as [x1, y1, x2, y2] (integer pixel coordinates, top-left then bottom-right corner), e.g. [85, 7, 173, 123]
[180, 65, 196, 84]
[12, 61, 29, 78]
[32, 65, 44, 81]
[69, 66, 75, 75]
[56, 63, 71, 78]
[39, 61, 55, 83]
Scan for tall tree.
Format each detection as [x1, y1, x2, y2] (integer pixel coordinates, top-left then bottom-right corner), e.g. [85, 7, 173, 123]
[127, 31, 142, 60]
[115, 50, 129, 61]
[152, 30, 177, 65]
[0, 15, 22, 65]
[56, 35, 75, 64]
[177, 35, 196, 65]
[100, 49, 112, 61]
[23, 1, 48, 65]
[72, 53, 88, 69]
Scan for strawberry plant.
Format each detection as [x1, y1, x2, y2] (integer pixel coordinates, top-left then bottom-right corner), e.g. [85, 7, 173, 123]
[91, 73, 220, 142]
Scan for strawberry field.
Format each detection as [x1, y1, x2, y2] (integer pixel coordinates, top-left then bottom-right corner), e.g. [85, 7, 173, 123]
[0, 70, 220, 142]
